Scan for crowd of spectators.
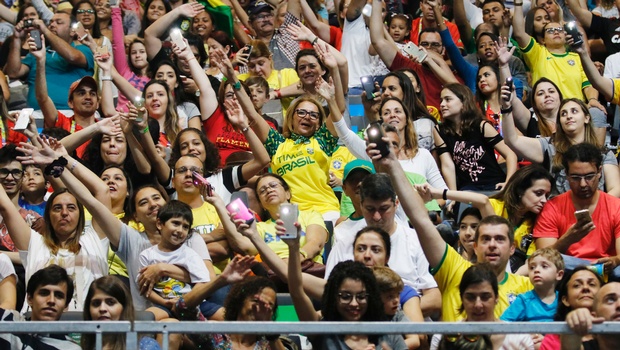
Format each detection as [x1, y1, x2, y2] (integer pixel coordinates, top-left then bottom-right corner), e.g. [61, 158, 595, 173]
[0, 0, 620, 348]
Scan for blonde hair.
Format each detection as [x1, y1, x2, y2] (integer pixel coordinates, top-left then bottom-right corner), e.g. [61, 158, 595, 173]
[528, 247, 565, 271]
[282, 97, 326, 138]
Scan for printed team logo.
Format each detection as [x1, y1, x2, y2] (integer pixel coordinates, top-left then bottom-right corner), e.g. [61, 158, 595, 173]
[508, 293, 517, 304]
[333, 160, 342, 169]
[307, 148, 315, 155]
[568, 60, 575, 66]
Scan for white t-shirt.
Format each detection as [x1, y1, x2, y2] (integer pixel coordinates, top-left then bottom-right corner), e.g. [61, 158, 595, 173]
[341, 15, 373, 88]
[399, 148, 447, 190]
[116, 224, 212, 311]
[324, 220, 438, 293]
[19, 227, 108, 311]
[139, 244, 210, 299]
[324, 217, 367, 278]
[0, 253, 15, 281]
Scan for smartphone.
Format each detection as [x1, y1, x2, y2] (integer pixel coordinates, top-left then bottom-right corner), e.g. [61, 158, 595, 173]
[279, 203, 299, 239]
[13, 108, 33, 131]
[227, 198, 255, 225]
[362, 3, 372, 16]
[244, 45, 253, 56]
[96, 45, 110, 60]
[564, 21, 583, 47]
[360, 75, 376, 100]
[403, 42, 427, 62]
[179, 75, 187, 80]
[505, 77, 513, 92]
[30, 29, 42, 50]
[134, 96, 145, 122]
[192, 171, 214, 196]
[230, 191, 250, 209]
[23, 19, 34, 29]
[367, 121, 390, 157]
[170, 29, 186, 50]
[72, 21, 87, 40]
[575, 209, 592, 222]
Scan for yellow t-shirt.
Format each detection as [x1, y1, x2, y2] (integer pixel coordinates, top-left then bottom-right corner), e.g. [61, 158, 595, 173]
[612, 78, 620, 105]
[238, 68, 299, 117]
[192, 201, 224, 273]
[257, 209, 327, 263]
[521, 38, 590, 101]
[431, 244, 533, 321]
[489, 199, 537, 256]
[265, 127, 340, 214]
[330, 146, 357, 180]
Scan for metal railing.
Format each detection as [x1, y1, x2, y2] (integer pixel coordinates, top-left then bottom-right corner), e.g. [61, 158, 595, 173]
[2, 321, 620, 350]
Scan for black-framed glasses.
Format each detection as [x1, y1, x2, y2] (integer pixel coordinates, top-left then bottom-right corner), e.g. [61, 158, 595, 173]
[176, 166, 203, 174]
[0, 169, 23, 180]
[545, 27, 564, 34]
[296, 109, 319, 120]
[257, 181, 281, 196]
[337, 292, 369, 304]
[76, 9, 95, 14]
[419, 41, 442, 48]
[567, 173, 598, 183]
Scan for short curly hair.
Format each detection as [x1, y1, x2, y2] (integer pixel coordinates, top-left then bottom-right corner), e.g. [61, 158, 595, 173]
[224, 276, 278, 321]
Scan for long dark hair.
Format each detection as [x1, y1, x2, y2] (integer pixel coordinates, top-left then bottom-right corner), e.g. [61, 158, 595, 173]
[554, 266, 604, 321]
[322, 261, 386, 322]
[384, 71, 432, 122]
[440, 83, 485, 137]
[531, 77, 563, 137]
[82, 276, 134, 350]
[139, 0, 171, 37]
[72, 1, 102, 38]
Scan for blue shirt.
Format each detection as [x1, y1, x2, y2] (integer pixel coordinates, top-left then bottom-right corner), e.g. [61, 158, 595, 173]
[500, 289, 558, 322]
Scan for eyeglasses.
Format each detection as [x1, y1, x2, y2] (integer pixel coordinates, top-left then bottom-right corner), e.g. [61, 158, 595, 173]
[176, 166, 203, 174]
[295, 108, 320, 120]
[254, 13, 274, 21]
[338, 292, 369, 304]
[567, 173, 598, 183]
[444, 334, 482, 343]
[0, 169, 23, 180]
[76, 9, 95, 14]
[257, 181, 281, 196]
[545, 26, 564, 34]
[419, 41, 442, 48]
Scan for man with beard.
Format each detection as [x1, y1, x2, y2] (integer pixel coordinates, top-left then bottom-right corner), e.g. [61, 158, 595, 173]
[535, 143, 620, 281]
[4, 12, 94, 111]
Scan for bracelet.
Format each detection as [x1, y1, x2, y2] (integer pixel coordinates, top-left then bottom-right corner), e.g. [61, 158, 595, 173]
[139, 125, 149, 134]
[311, 36, 319, 45]
[69, 160, 77, 172]
[100, 76, 112, 81]
[241, 126, 250, 132]
[500, 106, 513, 114]
[44, 157, 68, 178]
[442, 188, 448, 201]
[274, 89, 282, 99]
[588, 97, 598, 102]
[232, 80, 241, 91]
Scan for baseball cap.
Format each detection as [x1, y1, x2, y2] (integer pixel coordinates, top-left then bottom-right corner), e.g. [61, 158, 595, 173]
[343, 159, 375, 182]
[68, 76, 98, 102]
[247, 1, 274, 17]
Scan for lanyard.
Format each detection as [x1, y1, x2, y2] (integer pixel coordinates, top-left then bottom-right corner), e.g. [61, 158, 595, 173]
[70, 119, 76, 134]
[0, 120, 6, 146]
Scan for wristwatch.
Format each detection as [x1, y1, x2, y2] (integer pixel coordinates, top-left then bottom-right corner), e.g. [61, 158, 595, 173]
[195, 89, 201, 97]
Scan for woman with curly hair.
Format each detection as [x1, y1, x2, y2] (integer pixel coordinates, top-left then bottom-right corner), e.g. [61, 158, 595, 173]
[433, 83, 517, 191]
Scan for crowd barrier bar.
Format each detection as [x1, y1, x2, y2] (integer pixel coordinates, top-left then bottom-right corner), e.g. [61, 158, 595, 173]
[2, 321, 620, 350]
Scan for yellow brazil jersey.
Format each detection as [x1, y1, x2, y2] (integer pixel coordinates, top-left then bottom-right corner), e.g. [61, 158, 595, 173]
[330, 146, 357, 180]
[192, 201, 224, 273]
[265, 127, 340, 214]
[612, 78, 620, 105]
[431, 245, 533, 321]
[521, 38, 590, 101]
[238, 68, 299, 117]
[489, 199, 537, 256]
[257, 210, 327, 263]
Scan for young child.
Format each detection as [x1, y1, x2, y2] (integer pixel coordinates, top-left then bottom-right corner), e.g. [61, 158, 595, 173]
[500, 248, 564, 322]
[245, 77, 281, 132]
[139, 200, 210, 320]
[19, 165, 48, 216]
[387, 13, 412, 54]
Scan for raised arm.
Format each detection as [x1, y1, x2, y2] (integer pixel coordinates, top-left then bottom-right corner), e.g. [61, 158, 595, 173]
[128, 103, 171, 184]
[111, 6, 130, 74]
[0, 181, 31, 251]
[369, 0, 398, 68]
[30, 0, 54, 24]
[370, 144, 447, 270]
[496, 39, 532, 132]
[95, 54, 117, 118]
[40, 20, 88, 67]
[565, 0, 592, 28]
[512, 3, 531, 48]
[575, 40, 614, 101]
[60, 116, 122, 155]
[0, 4, 16, 24]
[298, 0, 331, 42]
[211, 48, 272, 142]
[452, 0, 474, 49]
[5, 21, 29, 79]
[144, 2, 204, 59]
[285, 223, 321, 321]
[423, 50, 459, 85]
[27, 33, 58, 129]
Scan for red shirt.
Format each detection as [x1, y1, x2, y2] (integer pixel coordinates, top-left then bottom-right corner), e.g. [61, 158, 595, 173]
[55, 112, 89, 158]
[0, 119, 28, 147]
[299, 25, 343, 51]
